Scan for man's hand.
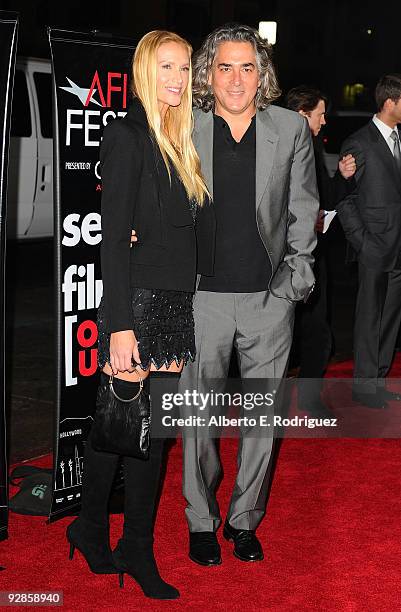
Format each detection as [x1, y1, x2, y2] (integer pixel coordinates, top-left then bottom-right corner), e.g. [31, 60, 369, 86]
[109, 330, 140, 373]
[338, 153, 356, 179]
[315, 209, 327, 233]
[130, 229, 138, 247]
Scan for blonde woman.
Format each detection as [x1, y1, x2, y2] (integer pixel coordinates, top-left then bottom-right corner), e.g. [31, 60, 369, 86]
[66, 31, 213, 600]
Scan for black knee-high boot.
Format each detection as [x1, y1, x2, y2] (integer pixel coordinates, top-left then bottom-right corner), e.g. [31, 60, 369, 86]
[67, 374, 124, 574]
[67, 434, 120, 573]
[113, 373, 180, 599]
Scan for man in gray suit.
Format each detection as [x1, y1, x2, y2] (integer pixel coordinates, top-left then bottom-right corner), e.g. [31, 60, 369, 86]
[179, 24, 319, 566]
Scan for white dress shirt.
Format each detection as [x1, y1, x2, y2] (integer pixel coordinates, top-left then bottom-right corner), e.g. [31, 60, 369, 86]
[372, 114, 398, 155]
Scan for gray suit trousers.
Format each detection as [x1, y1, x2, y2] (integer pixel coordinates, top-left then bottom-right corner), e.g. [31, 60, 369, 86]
[179, 289, 295, 532]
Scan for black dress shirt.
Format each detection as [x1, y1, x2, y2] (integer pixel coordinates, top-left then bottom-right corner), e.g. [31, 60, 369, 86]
[199, 114, 271, 292]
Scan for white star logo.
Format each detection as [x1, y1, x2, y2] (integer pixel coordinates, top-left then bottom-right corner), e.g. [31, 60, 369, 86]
[59, 77, 102, 106]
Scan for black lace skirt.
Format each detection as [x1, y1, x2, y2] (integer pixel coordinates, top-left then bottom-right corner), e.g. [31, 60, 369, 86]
[97, 288, 195, 371]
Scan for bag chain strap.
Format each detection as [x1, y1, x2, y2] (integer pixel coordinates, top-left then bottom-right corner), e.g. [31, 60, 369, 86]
[108, 374, 144, 402]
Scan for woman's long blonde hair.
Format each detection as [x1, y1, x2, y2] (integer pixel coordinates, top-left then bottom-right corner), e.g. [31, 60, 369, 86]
[132, 30, 209, 206]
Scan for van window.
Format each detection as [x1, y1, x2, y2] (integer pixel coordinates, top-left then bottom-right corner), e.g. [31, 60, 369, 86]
[11, 70, 32, 137]
[33, 72, 53, 139]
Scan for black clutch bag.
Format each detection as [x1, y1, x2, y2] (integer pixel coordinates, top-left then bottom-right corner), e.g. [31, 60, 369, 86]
[91, 374, 151, 459]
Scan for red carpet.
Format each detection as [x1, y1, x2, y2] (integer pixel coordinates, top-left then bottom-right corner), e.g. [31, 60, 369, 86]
[2, 358, 401, 611]
[327, 352, 401, 378]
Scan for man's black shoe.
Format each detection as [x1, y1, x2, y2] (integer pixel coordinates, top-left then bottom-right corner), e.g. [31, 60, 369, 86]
[299, 399, 332, 419]
[377, 388, 401, 402]
[223, 522, 263, 562]
[189, 532, 221, 566]
[352, 391, 387, 409]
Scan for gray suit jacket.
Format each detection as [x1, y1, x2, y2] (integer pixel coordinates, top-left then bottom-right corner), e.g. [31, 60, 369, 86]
[193, 105, 319, 302]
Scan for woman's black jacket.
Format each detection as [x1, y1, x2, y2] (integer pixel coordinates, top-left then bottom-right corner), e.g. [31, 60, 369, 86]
[100, 98, 215, 333]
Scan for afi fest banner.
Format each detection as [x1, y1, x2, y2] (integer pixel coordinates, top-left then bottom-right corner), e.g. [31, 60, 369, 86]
[0, 11, 18, 542]
[48, 29, 135, 520]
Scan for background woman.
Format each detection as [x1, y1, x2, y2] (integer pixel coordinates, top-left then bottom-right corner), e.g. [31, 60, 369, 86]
[66, 30, 211, 600]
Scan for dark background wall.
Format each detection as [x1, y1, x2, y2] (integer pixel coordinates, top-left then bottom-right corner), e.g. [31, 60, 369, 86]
[1, 0, 401, 110]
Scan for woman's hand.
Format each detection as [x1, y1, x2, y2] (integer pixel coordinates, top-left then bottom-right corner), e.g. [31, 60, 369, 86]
[109, 330, 141, 373]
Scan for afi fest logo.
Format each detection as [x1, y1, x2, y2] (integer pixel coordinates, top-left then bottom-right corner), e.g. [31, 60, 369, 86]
[60, 70, 129, 146]
[60, 69, 129, 387]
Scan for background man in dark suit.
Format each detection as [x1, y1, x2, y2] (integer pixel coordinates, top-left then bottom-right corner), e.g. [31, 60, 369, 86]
[285, 86, 356, 417]
[337, 74, 401, 409]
